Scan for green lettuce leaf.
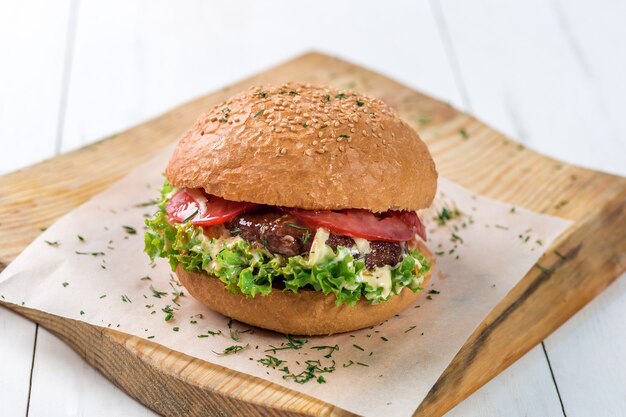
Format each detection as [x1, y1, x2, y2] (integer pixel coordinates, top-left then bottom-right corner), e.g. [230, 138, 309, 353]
[144, 180, 430, 306]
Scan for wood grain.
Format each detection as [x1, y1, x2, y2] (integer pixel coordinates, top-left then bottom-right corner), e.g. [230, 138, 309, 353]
[1, 52, 625, 417]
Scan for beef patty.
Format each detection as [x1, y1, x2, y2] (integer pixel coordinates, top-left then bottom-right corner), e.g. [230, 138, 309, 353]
[226, 212, 404, 267]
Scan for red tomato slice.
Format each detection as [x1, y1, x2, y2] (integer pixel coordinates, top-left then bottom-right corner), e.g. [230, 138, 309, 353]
[390, 210, 427, 241]
[166, 189, 259, 226]
[286, 208, 426, 242]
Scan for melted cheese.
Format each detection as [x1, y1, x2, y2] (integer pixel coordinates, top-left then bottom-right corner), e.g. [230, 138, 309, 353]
[352, 237, 371, 255]
[356, 265, 393, 299]
[307, 228, 334, 266]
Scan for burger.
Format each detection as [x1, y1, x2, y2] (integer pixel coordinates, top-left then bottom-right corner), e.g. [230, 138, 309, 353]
[144, 83, 437, 335]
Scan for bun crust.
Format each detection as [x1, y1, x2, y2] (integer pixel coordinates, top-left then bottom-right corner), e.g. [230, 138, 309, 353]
[176, 265, 432, 336]
[166, 83, 437, 212]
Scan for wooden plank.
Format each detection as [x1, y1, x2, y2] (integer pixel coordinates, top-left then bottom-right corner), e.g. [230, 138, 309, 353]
[535, 3, 626, 415]
[0, 0, 72, 174]
[59, 0, 461, 153]
[544, 274, 626, 417]
[27, 327, 158, 417]
[0, 308, 36, 417]
[437, 2, 626, 415]
[438, 0, 626, 175]
[0, 2, 72, 415]
[1, 52, 625, 417]
[446, 346, 564, 417]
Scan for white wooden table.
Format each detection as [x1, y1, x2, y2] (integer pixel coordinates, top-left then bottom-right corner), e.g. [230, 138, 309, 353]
[1, 1, 625, 416]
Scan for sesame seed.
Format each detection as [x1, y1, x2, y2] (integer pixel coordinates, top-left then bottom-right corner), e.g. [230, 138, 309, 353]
[318, 131, 324, 138]
[279, 147, 287, 155]
[316, 148, 325, 154]
[312, 140, 318, 145]
[304, 149, 313, 156]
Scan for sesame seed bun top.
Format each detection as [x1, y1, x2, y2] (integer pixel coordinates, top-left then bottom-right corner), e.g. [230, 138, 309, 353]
[165, 82, 437, 212]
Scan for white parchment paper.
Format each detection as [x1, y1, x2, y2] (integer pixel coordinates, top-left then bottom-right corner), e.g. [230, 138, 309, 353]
[0, 149, 571, 417]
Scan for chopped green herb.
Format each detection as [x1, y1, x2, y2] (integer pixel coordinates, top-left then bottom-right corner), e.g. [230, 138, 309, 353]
[418, 115, 431, 125]
[339, 134, 350, 138]
[214, 344, 249, 356]
[535, 263, 554, 275]
[335, 93, 346, 99]
[380, 337, 388, 342]
[554, 250, 567, 260]
[555, 200, 568, 209]
[258, 355, 285, 369]
[183, 209, 198, 223]
[356, 100, 364, 107]
[121, 294, 132, 303]
[282, 359, 335, 384]
[62, 282, 69, 288]
[288, 91, 299, 95]
[162, 305, 174, 321]
[428, 289, 440, 294]
[80, 310, 85, 315]
[253, 91, 268, 98]
[254, 109, 265, 118]
[352, 344, 364, 351]
[405, 325, 416, 333]
[266, 334, 307, 353]
[451, 233, 464, 244]
[356, 362, 369, 367]
[311, 344, 339, 358]
[173, 327, 179, 332]
[218, 118, 227, 123]
[122, 225, 137, 235]
[150, 285, 167, 298]
[436, 206, 462, 226]
[285, 223, 308, 231]
[460, 129, 469, 139]
[140, 276, 152, 281]
[343, 360, 354, 368]
[324, 95, 330, 102]
[77, 235, 85, 242]
[301, 230, 310, 245]
[230, 328, 240, 341]
[45, 240, 60, 247]
[134, 199, 159, 208]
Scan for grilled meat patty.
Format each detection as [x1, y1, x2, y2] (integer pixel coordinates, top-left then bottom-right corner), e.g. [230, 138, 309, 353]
[226, 212, 404, 267]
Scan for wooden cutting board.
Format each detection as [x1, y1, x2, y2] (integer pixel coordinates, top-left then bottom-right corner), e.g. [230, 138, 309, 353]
[1, 52, 625, 417]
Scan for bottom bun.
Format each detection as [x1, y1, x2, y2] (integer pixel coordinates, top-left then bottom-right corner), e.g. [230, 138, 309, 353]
[176, 263, 432, 336]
